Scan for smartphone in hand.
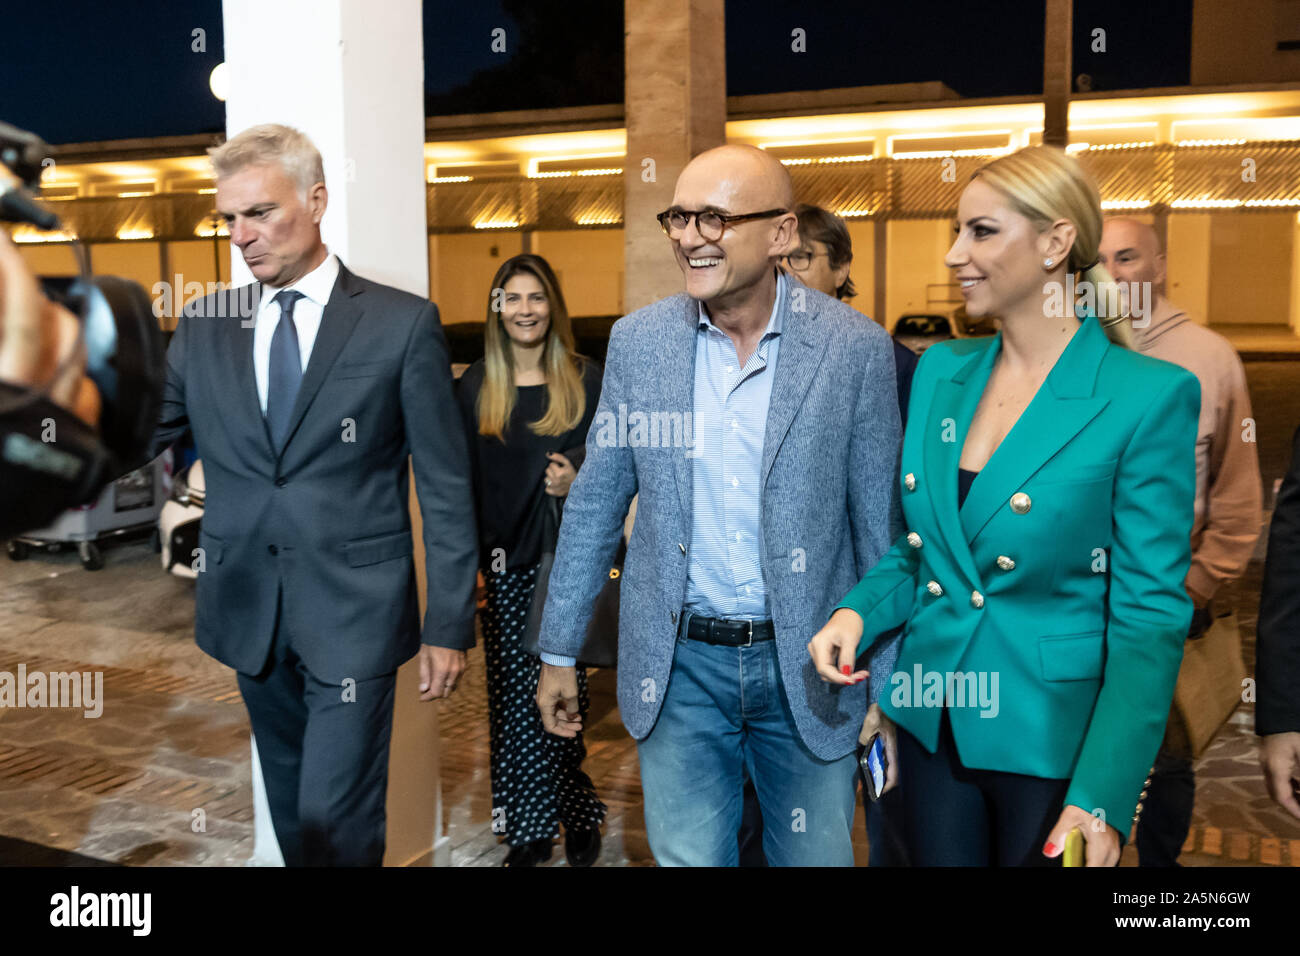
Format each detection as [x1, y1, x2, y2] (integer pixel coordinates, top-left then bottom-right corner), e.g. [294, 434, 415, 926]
[858, 732, 888, 802]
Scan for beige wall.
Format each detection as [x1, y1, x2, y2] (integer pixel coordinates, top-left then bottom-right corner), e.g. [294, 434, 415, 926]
[885, 219, 955, 330]
[15, 243, 80, 276]
[163, 239, 233, 330]
[844, 220, 877, 321]
[1191, 0, 1300, 85]
[88, 241, 163, 295]
[532, 229, 625, 316]
[1291, 215, 1300, 334]
[169, 239, 230, 292]
[1166, 214, 1211, 325]
[429, 232, 524, 325]
[1208, 212, 1294, 324]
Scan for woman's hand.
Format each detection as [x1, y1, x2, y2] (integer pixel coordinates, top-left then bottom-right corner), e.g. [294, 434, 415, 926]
[860, 702, 899, 795]
[1042, 805, 1121, 866]
[544, 452, 576, 497]
[808, 607, 868, 686]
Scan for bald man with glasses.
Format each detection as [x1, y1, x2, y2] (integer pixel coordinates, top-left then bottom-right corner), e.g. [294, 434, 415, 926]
[534, 145, 902, 866]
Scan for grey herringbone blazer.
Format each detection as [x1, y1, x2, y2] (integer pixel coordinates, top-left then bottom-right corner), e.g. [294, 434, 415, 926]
[539, 279, 902, 760]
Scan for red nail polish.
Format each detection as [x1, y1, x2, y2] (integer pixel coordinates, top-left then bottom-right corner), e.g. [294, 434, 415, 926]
[841, 665, 852, 675]
[1043, 841, 1057, 856]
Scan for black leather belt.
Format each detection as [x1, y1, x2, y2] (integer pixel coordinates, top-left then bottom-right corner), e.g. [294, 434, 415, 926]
[685, 614, 775, 646]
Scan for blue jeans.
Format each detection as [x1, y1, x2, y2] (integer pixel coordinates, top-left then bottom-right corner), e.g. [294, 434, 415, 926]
[637, 619, 858, 866]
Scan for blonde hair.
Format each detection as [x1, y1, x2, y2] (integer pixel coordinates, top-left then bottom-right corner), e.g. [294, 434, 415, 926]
[478, 254, 587, 441]
[972, 145, 1131, 349]
[209, 124, 325, 196]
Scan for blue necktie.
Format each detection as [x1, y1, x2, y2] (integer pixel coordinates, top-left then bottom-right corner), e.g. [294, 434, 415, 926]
[266, 289, 304, 450]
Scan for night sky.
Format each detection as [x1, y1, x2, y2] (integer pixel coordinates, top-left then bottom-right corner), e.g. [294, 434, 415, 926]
[0, 0, 1191, 145]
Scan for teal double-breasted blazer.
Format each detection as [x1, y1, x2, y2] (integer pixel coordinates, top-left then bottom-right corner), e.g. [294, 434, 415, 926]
[840, 314, 1200, 839]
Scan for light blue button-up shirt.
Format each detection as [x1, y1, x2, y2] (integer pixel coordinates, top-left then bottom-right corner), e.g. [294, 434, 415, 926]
[683, 271, 784, 620]
[540, 273, 785, 667]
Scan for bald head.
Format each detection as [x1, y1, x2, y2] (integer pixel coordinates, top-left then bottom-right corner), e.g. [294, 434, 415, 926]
[666, 144, 798, 307]
[1099, 217, 1165, 291]
[1103, 218, 1160, 255]
[676, 144, 796, 212]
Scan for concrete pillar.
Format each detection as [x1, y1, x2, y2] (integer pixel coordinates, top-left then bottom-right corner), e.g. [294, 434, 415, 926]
[222, 0, 446, 867]
[623, 0, 727, 312]
[1043, 0, 1073, 147]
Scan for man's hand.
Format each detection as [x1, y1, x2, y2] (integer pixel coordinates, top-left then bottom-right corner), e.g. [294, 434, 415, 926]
[544, 452, 577, 497]
[1260, 732, 1300, 820]
[859, 702, 899, 795]
[1042, 805, 1121, 866]
[0, 229, 100, 425]
[536, 662, 582, 737]
[417, 645, 466, 701]
[1186, 585, 1211, 612]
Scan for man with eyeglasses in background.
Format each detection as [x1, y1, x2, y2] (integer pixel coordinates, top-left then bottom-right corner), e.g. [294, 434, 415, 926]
[534, 145, 903, 865]
[782, 204, 917, 428]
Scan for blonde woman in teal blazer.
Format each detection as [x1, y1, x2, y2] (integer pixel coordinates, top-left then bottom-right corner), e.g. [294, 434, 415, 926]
[809, 146, 1199, 866]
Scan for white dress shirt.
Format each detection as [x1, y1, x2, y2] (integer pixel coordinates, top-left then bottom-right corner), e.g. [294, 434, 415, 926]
[252, 252, 340, 414]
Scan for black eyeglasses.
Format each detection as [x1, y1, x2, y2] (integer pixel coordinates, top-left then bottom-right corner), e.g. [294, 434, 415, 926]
[781, 250, 830, 272]
[656, 207, 788, 242]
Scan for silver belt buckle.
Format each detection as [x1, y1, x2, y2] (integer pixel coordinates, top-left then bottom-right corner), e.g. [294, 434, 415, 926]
[742, 619, 754, 648]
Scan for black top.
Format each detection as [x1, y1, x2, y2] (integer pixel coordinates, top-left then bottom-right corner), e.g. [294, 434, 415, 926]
[957, 468, 979, 509]
[456, 357, 603, 571]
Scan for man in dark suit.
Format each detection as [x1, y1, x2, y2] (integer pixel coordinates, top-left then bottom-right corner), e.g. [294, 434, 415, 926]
[151, 124, 477, 865]
[1259, 424, 1300, 821]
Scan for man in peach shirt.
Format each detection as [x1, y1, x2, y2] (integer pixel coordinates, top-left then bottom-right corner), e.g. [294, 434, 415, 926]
[1100, 218, 1263, 866]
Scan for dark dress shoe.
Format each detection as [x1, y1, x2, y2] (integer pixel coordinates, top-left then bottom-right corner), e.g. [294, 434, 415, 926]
[564, 826, 601, 867]
[502, 839, 552, 867]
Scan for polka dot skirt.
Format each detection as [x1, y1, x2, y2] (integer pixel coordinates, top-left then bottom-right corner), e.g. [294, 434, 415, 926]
[481, 564, 607, 846]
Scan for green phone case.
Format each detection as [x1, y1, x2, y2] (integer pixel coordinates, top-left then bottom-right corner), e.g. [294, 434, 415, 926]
[1062, 827, 1084, 867]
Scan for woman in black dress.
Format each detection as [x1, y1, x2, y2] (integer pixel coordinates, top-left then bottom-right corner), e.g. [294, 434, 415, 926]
[456, 253, 606, 866]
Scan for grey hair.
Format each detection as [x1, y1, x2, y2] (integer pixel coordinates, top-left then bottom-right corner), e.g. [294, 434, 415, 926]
[209, 123, 325, 195]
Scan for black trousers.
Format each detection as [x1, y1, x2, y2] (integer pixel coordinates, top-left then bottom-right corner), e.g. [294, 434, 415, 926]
[237, 605, 397, 867]
[738, 776, 767, 866]
[865, 782, 910, 866]
[897, 711, 1070, 866]
[1135, 745, 1195, 866]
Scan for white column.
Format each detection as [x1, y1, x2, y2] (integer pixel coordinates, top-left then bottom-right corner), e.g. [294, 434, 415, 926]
[222, 0, 446, 867]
